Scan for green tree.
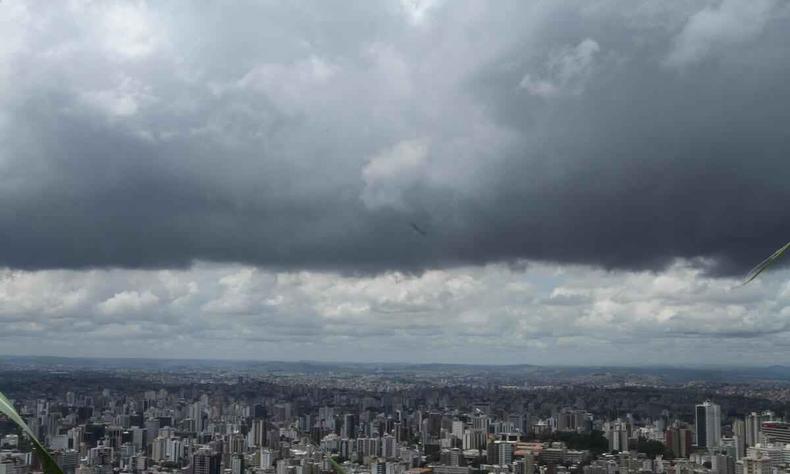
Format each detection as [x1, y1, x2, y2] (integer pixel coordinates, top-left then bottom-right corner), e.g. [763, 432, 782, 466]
[636, 437, 667, 459]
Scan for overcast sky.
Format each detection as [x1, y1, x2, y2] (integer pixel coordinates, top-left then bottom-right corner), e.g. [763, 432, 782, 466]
[1, 0, 789, 365]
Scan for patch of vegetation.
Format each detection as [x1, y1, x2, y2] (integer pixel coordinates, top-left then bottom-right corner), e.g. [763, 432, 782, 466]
[541, 430, 609, 455]
[636, 437, 669, 459]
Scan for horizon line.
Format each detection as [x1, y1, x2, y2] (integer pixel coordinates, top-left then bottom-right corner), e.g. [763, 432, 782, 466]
[0, 353, 782, 370]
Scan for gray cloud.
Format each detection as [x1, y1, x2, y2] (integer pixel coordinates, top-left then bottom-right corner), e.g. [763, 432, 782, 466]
[0, 0, 789, 274]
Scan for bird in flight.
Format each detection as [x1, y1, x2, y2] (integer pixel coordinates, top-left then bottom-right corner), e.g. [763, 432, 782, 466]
[410, 222, 427, 237]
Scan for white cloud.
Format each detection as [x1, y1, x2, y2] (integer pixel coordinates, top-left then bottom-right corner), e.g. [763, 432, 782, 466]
[363, 43, 413, 99]
[0, 2, 32, 94]
[0, 261, 789, 364]
[400, 0, 444, 25]
[80, 76, 157, 118]
[520, 38, 600, 98]
[236, 56, 339, 114]
[97, 290, 160, 316]
[665, 0, 777, 67]
[360, 139, 430, 211]
[98, 3, 162, 59]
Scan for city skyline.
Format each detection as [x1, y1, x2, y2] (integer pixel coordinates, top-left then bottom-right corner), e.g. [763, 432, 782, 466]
[3, 361, 790, 474]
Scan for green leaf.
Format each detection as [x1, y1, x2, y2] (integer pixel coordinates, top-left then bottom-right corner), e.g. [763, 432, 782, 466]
[328, 456, 347, 474]
[742, 241, 790, 286]
[0, 391, 65, 474]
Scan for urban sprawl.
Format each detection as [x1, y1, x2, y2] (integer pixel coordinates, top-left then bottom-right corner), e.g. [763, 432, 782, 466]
[1, 361, 789, 474]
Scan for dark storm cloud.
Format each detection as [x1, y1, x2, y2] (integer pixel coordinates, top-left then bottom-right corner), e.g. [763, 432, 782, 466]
[1, 0, 788, 273]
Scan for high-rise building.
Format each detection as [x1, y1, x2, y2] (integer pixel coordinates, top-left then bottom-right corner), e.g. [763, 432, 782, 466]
[523, 452, 535, 474]
[711, 453, 735, 474]
[191, 449, 221, 474]
[152, 436, 168, 461]
[695, 401, 721, 449]
[442, 448, 467, 467]
[733, 419, 746, 459]
[451, 421, 464, 439]
[665, 425, 693, 459]
[746, 444, 782, 472]
[260, 448, 274, 469]
[0, 457, 29, 474]
[759, 422, 790, 445]
[738, 451, 772, 474]
[721, 437, 741, 462]
[319, 407, 335, 431]
[371, 460, 386, 474]
[462, 429, 485, 451]
[132, 454, 147, 473]
[54, 450, 80, 474]
[472, 415, 489, 432]
[605, 421, 629, 452]
[251, 419, 267, 447]
[88, 445, 113, 467]
[487, 441, 513, 466]
[745, 412, 774, 447]
[342, 414, 357, 440]
[382, 434, 397, 459]
[427, 413, 442, 438]
[557, 409, 589, 433]
[231, 454, 245, 474]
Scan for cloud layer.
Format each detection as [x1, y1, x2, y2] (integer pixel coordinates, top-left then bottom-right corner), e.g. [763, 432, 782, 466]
[1, 260, 789, 364]
[0, 0, 788, 274]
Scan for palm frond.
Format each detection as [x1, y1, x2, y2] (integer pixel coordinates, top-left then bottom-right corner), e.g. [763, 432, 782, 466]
[742, 241, 790, 285]
[328, 456, 347, 474]
[0, 391, 64, 474]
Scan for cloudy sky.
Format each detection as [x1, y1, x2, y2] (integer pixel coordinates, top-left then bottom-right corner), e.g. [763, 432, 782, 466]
[1, 0, 789, 365]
